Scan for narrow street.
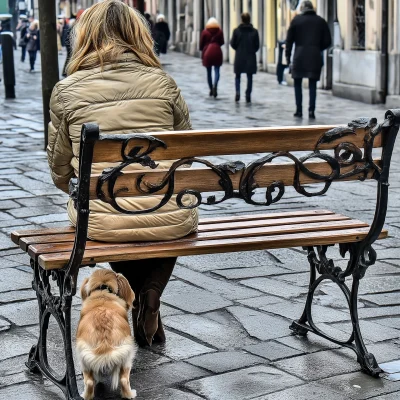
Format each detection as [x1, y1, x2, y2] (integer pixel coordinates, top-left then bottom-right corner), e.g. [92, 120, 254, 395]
[0, 50, 399, 399]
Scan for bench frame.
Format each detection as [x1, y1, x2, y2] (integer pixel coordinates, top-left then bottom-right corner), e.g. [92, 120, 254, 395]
[21, 110, 400, 400]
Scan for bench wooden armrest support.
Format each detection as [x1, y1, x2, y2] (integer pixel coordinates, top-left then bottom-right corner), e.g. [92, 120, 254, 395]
[12, 110, 400, 400]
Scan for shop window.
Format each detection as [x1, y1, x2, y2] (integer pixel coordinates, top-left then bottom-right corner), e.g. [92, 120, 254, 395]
[352, 0, 365, 50]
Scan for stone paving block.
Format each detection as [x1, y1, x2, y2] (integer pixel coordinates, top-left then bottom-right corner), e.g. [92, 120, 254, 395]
[259, 299, 351, 323]
[0, 233, 16, 251]
[334, 319, 400, 342]
[276, 334, 341, 353]
[164, 313, 259, 349]
[15, 197, 55, 207]
[319, 371, 400, 399]
[186, 350, 265, 373]
[0, 370, 31, 387]
[132, 361, 210, 392]
[212, 265, 294, 279]
[0, 300, 39, 326]
[254, 382, 351, 400]
[0, 200, 19, 209]
[0, 218, 30, 227]
[184, 365, 304, 400]
[0, 267, 32, 292]
[160, 303, 184, 317]
[0, 211, 14, 221]
[173, 266, 262, 300]
[359, 305, 400, 319]
[240, 277, 309, 299]
[0, 190, 33, 199]
[0, 259, 21, 269]
[361, 292, 400, 306]
[0, 354, 29, 376]
[8, 205, 65, 218]
[0, 382, 62, 400]
[374, 317, 400, 330]
[273, 347, 360, 381]
[161, 280, 232, 313]
[371, 393, 400, 400]
[0, 329, 35, 360]
[178, 250, 276, 272]
[132, 348, 171, 372]
[136, 388, 204, 400]
[150, 330, 215, 360]
[237, 295, 285, 308]
[227, 306, 292, 340]
[244, 341, 304, 361]
[0, 289, 36, 304]
[0, 318, 10, 332]
[27, 213, 69, 224]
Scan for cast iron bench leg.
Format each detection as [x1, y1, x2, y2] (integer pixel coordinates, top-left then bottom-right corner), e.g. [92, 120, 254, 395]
[26, 259, 83, 400]
[290, 245, 382, 377]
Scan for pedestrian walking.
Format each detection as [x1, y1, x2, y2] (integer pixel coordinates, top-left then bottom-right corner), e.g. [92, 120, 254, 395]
[62, 18, 76, 77]
[285, 1, 331, 119]
[276, 40, 288, 85]
[144, 12, 154, 32]
[230, 13, 259, 103]
[153, 14, 170, 56]
[200, 17, 224, 98]
[25, 20, 40, 72]
[48, 0, 197, 347]
[17, 17, 29, 62]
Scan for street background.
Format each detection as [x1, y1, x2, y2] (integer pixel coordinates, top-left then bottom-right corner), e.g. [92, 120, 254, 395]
[0, 50, 400, 399]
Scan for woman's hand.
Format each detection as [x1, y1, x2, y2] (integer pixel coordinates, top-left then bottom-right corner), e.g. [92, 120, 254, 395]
[26, 33, 30, 38]
[33, 35, 37, 40]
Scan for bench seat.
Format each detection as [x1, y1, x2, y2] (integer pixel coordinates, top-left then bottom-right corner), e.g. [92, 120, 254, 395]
[12, 209, 387, 271]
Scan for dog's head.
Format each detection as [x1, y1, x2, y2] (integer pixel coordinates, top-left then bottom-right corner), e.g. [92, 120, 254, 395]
[80, 269, 135, 309]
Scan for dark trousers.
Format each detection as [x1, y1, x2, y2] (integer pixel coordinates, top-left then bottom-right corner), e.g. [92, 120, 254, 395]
[206, 66, 220, 89]
[21, 46, 27, 62]
[110, 257, 176, 296]
[235, 73, 253, 96]
[277, 63, 287, 83]
[28, 50, 37, 70]
[294, 78, 317, 112]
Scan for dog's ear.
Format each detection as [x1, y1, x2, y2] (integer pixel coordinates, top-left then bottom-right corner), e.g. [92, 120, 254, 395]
[116, 273, 135, 309]
[80, 277, 90, 301]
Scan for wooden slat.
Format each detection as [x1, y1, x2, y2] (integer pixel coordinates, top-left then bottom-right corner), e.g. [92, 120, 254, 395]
[92, 126, 383, 163]
[28, 219, 368, 260]
[20, 233, 76, 252]
[37, 228, 388, 270]
[11, 226, 75, 245]
[89, 160, 380, 200]
[198, 209, 335, 224]
[16, 210, 336, 251]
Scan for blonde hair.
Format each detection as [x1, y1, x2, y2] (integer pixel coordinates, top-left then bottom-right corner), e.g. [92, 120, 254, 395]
[30, 20, 39, 30]
[67, 0, 161, 76]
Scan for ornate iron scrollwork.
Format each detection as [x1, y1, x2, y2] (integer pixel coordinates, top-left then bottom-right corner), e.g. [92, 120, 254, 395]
[90, 116, 386, 215]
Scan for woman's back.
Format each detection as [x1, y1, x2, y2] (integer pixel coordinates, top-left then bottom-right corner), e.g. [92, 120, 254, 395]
[47, 1, 198, 242]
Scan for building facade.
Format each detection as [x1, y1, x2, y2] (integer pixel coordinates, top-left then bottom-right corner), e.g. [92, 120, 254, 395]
[145, 0, 400, 105]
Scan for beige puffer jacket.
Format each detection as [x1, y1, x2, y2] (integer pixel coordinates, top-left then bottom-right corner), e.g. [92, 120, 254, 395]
[47, 53, 198, 242]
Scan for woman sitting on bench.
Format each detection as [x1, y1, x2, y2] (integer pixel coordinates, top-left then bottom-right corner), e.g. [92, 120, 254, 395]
[46, 0, 198, 347]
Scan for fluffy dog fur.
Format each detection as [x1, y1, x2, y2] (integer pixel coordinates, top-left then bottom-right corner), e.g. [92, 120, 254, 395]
[77, 269, 137, 400]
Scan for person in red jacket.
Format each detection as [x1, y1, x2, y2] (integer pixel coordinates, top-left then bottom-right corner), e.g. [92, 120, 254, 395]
[200, 17, 224, 98]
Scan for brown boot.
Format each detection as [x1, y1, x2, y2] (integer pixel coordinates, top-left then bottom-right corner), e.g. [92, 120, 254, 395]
[136, 289, 161, 346]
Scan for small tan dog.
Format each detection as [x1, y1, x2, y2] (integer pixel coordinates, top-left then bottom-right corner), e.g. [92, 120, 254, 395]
[77, 269, 137, 400]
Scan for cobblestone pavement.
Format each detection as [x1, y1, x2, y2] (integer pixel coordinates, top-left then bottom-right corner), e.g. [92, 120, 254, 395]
[1, 50, 400, 399]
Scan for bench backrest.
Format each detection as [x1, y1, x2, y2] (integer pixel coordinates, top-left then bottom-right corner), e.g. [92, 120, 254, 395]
[65, 110, 400, 282]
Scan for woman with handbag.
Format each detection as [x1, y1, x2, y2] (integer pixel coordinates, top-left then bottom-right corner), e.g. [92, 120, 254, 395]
[200, 18, 224, 98]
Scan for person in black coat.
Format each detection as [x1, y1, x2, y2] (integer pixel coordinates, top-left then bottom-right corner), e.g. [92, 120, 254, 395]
[153, 14, 170, 56]
[230, 13, 260, 103]
[286, 1, 331, 119]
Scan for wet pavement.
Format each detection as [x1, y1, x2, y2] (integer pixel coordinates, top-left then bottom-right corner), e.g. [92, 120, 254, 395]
[0, 50, 400, 399]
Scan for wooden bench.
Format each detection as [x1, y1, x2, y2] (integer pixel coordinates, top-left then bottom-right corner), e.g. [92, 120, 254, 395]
[11, 109, 400, 400]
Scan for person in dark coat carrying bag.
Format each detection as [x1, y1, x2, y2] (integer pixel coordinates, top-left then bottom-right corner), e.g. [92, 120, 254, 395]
[200, 17, 224, 98]
[230, 13, 259, 103]
[285, 1, 331, 119]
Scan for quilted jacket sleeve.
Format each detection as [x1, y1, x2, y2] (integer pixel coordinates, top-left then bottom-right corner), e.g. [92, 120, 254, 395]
[47, 86, 74, 193]
[167, 76, 192, 131]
